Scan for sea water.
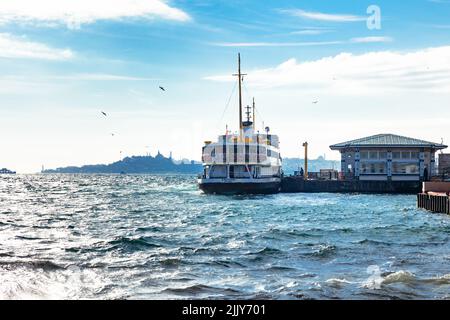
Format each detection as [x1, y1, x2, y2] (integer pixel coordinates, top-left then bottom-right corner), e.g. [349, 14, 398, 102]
[0, 174, 449, 299]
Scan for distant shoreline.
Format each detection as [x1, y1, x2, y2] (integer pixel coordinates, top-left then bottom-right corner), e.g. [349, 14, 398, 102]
[40, 154, 339, 175]
[42, 153, 202, 174]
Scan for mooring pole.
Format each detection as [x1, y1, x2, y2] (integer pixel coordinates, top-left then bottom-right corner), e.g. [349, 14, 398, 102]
[302, 142, 308, 180]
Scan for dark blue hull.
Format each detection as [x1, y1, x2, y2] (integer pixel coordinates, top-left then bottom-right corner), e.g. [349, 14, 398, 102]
[199, 181, 280, 195]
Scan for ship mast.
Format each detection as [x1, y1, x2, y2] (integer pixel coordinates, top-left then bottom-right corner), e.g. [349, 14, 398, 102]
[233, 53, 246, 135]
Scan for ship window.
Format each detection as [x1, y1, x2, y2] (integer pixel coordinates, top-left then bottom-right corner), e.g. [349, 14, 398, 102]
[411, 152, 419, 159]
[360, 152, 369, 159]
[379, 152, 387, 159]
[209, 165, 227, 178]
[230, 165, 251, 178]
[268, 151, 278, 159]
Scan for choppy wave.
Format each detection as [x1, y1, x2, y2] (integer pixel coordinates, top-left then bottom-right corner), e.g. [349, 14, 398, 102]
[107, 236, 162, 251]
[382, 270, 416, 285]
[0, 260, 65, 271]
[1, 174, 449, 299]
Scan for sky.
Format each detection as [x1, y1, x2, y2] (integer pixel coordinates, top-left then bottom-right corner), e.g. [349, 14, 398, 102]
[1, 0, 450, 173]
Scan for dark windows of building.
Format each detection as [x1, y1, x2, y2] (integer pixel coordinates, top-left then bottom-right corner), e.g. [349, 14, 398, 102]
[361, 162, 386, 174]
[392, 162, 419, 174]
[392, 152, 401, 159]
[369, 151, 378, 159]
[401, 151, 411, 159]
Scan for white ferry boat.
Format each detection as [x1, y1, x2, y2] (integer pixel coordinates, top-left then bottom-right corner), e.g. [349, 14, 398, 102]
[198, 54, 282, 194]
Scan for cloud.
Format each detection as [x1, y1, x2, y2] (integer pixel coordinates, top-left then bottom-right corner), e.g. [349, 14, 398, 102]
[49, 73, 159, 81]
[212, 37, 392, 47]
[0, 0, 191, 29]
[0, 33, 74, 60]
[290, 27, 333, 35]
[350, 36, 393, 43]
[213, 41, 343, 47]
[281, 9, 365, 22]
[205, 46, 450, 94]
[0, 73, 157, 94]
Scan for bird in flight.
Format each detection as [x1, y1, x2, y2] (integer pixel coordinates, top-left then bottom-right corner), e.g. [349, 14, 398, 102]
[159, 86, 165, 91]
[312, 100, 319, 104]
[101, 111, 107, 116]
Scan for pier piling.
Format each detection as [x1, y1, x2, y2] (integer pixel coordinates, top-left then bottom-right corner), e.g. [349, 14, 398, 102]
[417, 182, 450, 214]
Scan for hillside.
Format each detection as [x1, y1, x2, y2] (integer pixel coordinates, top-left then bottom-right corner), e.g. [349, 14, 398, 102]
[43, 153, 339, 175]
[43, 152, 202, 174]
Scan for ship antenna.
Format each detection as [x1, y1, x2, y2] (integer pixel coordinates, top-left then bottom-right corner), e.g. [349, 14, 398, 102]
[245, 105, 251, 123]
[252, 97, 256, 130]
[233, 53, 246, 136]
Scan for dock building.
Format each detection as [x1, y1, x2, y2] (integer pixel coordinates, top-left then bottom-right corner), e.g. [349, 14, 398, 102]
[330, 134, 447, 181]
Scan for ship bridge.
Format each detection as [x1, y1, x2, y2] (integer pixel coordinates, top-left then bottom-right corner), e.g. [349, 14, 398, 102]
[202, 133, 280, 166]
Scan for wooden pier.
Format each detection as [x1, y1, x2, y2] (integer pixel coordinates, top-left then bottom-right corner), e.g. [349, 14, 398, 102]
[417, 182, 450, 214]
[417, 193, 450, 214]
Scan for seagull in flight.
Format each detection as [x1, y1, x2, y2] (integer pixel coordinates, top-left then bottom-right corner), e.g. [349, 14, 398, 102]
[312, 100, 319, 104]
[101, 111, 107, 117]
[159, 86, 165, 91]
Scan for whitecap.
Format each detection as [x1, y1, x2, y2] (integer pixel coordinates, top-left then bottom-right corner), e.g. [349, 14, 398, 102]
[423, 273, 450, 285]
[382, 270, 416, 285]
[325, 278, 352, 288]
[226, 239, 246, 249]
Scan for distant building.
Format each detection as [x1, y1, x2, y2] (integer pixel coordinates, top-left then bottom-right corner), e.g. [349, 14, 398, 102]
[0, 168, 16, 174]
[439, 154, 450, 176]
[330, 134, 447, 181]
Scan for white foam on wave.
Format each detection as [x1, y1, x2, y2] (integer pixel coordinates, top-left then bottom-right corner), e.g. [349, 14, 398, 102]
[285, 281, 298, 288]
[382, 270, 416, 285]
[325, 278, 352, 288]
[361, 265, 384, 289]
[361, 268, 416, 289]
[226, 239, 246, 249]
[0, 264, 108, 300]
[361, 267, 450, 290]
[424, 273, 450, 285]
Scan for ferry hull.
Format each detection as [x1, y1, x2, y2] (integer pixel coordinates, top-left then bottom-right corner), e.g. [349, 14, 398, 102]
[198, 180, 281, 195]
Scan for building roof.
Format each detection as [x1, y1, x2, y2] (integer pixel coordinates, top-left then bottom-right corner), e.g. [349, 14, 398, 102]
[330, 134, 448, 150]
